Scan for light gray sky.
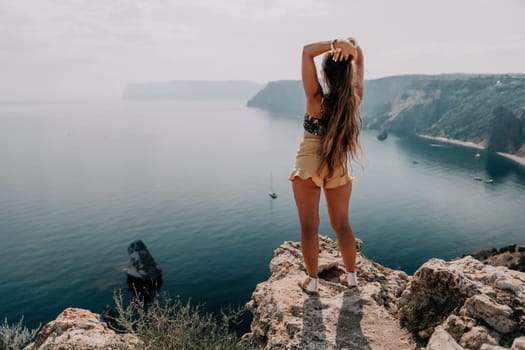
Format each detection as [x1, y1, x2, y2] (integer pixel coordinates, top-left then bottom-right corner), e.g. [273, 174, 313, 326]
[1, 0, 524, 100]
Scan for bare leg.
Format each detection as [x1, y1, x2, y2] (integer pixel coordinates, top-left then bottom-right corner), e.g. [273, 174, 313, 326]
[292, 178, 321, 278]
[324, 181, 356, 273]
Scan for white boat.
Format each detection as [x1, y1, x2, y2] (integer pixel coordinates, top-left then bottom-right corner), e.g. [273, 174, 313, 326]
[269, 173, 278, 199]
[484, 179, 494, 184]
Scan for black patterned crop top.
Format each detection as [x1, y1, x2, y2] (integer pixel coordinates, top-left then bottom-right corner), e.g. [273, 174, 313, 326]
[303, 114, 323, 136]
[303, 100, 325, 136]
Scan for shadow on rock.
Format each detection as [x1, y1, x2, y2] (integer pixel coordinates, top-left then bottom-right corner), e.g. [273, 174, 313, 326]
[335, 288, 371, 350]
[301, 295, 327, 350]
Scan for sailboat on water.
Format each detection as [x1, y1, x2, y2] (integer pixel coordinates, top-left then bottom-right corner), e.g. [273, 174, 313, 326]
[269, 173, 278, 199]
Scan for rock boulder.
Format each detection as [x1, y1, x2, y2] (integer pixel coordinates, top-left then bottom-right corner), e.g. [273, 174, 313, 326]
[24, 308, 142, 350]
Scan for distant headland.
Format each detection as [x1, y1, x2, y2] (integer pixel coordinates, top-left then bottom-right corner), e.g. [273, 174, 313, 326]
[122, 80, 263, 100]
[246, 74, 525, 164]
[120, 75, 525, 164]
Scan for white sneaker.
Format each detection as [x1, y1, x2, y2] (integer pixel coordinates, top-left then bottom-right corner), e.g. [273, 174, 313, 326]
[299, 275, 319, 295]
[340, 272, 358, 288]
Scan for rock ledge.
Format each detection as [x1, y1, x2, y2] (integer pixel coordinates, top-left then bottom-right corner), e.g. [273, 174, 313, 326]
[242, 235, 525, 350]
[24, 308, 142, 350]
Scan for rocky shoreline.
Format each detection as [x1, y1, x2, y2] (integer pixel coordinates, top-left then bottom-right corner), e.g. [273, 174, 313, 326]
[418, 134, 486, 150]
[418, 134, 525, 168]
[23, 237, 525, 350]
[497, 152, 525, 168]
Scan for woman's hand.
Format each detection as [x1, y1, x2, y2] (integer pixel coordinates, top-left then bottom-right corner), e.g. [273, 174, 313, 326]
[332, 39, 358, 62]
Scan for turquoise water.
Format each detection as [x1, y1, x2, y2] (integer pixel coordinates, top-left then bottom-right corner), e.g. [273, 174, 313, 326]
[1, 99, 524, 328]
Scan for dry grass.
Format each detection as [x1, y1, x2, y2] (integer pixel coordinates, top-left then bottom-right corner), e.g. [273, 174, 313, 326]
[0, 317, 39, 350]
[113, 290, 254, 350]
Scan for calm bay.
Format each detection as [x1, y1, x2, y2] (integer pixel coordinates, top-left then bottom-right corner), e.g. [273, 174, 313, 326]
[1, 99, 524, 328]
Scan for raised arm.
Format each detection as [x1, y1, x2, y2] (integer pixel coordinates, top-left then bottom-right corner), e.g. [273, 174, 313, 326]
[349, 38, 364, 102]
[302, 39, 359, 112]
[301, 41, 332, 102]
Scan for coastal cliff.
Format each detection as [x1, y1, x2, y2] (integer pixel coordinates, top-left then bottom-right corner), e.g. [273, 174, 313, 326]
[246, 80, 304, 115]
[23, 238, 525, 350]
[241, 236, 525, 350]
[246, 74, 525, 160]
[240, 236, 417, 349]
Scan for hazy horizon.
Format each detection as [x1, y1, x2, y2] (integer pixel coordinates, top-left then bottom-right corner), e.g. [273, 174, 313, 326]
[1, 0, 524, 100]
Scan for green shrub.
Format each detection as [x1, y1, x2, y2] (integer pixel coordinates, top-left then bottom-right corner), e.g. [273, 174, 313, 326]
[113, 290, 253, 350]
[498, 245, 515, 254]
[0, 317, 39, 350]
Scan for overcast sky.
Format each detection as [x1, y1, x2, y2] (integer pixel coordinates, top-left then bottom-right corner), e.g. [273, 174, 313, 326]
[1, 0, 524, 100]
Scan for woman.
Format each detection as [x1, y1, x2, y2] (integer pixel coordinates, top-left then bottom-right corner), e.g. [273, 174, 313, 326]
[288, 38, 364, 294]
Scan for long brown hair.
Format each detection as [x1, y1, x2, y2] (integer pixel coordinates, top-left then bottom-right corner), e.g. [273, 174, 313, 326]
[319, 52, 363, 177]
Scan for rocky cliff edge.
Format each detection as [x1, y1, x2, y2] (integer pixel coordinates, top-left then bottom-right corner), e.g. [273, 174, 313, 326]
[241, 235, 525, 350]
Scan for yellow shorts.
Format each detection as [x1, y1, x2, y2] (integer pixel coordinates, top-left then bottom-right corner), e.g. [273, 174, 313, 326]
[288, 137, 354, 189]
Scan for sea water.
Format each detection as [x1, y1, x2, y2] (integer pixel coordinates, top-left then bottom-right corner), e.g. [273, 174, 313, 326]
[1, 99, 524, 328]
